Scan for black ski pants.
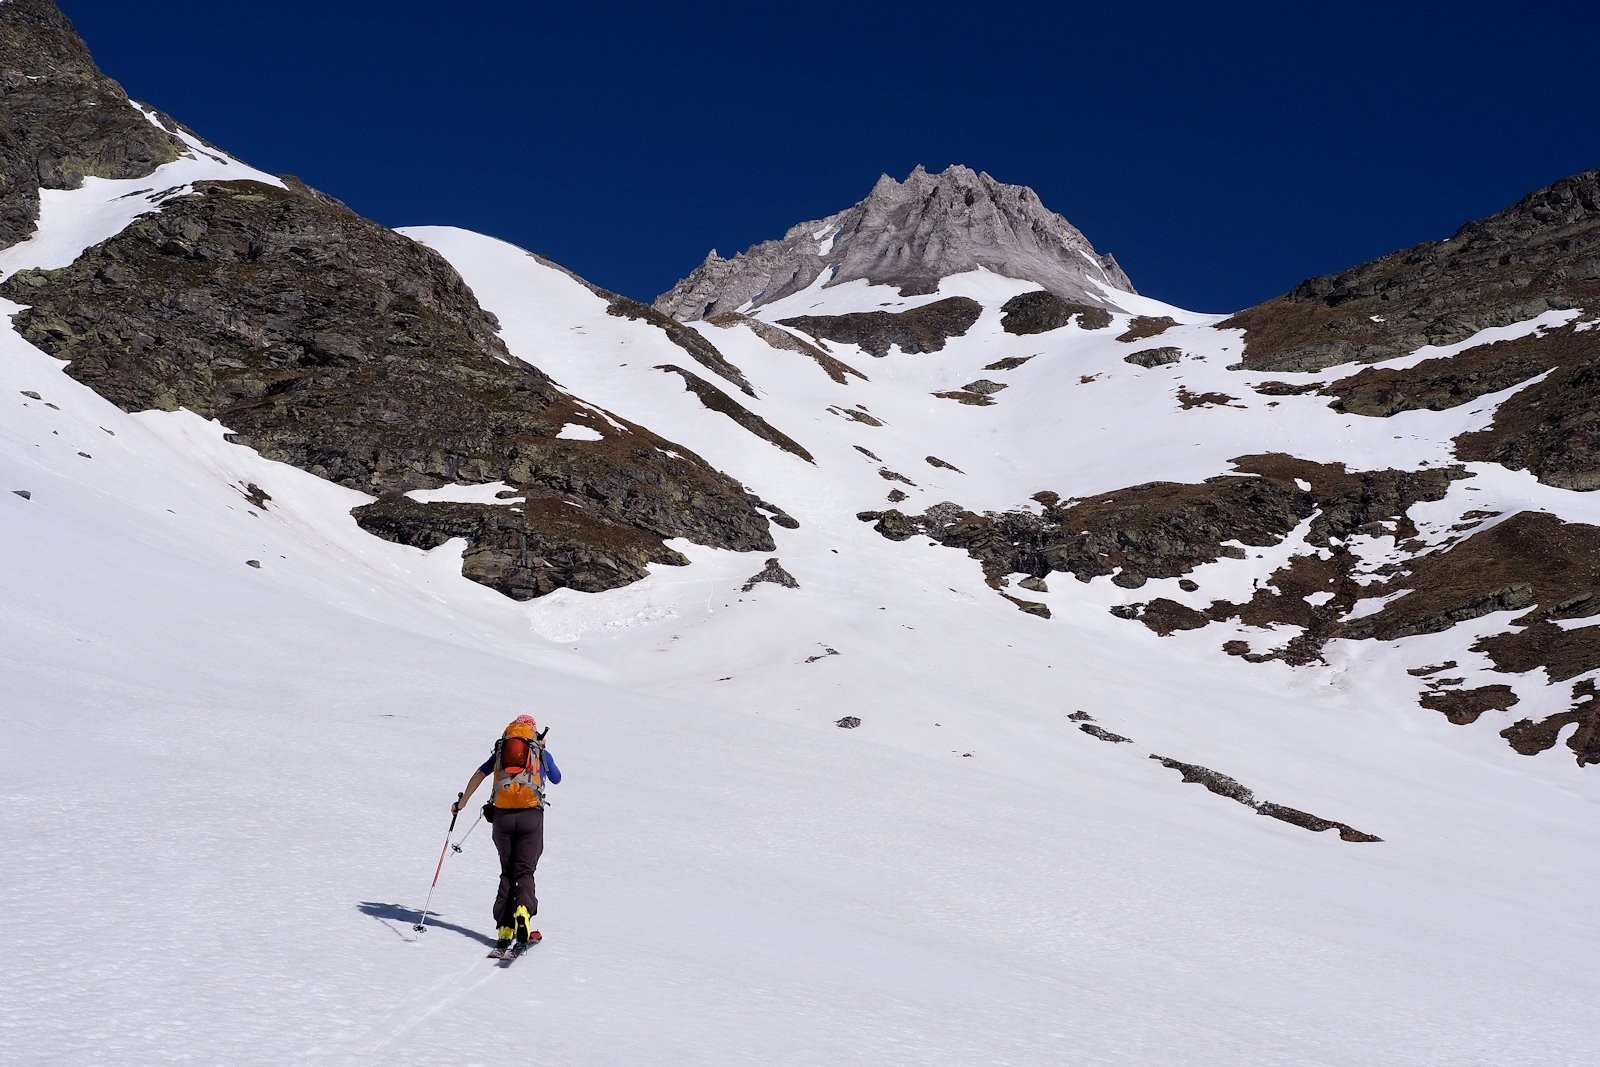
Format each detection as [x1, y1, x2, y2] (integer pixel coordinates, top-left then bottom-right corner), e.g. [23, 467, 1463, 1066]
[491, 806, 544, 926]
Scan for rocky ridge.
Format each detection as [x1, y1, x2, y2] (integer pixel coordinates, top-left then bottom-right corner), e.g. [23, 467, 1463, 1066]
[654, 165, 1132, 320]
[0, 0, 189, 250]
[1223, 170, 1600, 374]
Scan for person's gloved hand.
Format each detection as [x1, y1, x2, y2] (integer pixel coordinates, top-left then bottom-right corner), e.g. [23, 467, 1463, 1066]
[451, 791, 464, 815]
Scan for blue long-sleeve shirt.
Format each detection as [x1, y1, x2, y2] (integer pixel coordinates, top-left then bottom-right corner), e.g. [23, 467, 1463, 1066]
[478, 747, 561, 784]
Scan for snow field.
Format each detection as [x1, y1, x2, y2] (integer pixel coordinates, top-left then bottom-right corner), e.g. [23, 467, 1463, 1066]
[1, 216, 1598, 1064]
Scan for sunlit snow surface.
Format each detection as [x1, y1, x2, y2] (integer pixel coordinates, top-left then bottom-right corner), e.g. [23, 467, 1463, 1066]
[1, 200, 1597, 1066]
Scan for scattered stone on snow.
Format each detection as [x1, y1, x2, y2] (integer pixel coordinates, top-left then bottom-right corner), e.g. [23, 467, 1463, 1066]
[1149, 755, 1381, 842]
[741, 558, 799, 592]
[1002, 594, 1051, 618]
[1176, 387, 1240, 409]
[828, 405, 884, 427]
[1124, 346, 1182, 368]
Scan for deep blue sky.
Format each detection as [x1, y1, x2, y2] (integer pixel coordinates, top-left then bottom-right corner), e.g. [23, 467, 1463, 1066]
[60, 0, 1596, 313]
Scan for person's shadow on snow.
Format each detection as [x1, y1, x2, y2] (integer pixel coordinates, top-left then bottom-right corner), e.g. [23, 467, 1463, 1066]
[357, 901, 496, 947]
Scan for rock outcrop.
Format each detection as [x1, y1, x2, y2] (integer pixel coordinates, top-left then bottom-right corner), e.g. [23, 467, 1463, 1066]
[779, 296, 982, 358]
[860, 455, 1456, 594]
[0, 0, 188, 250]
[1223, 170, 1600, 373]
[655, 165, 1132, 320]
[1, 178, 774, 599]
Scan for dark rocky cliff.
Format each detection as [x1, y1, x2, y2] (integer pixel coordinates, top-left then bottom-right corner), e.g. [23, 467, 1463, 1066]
[0, 0, 188, 250]
[1, 177, 775, 598]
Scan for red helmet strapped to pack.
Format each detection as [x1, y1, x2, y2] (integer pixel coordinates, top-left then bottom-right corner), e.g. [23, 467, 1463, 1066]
[493, 717, 544, 809]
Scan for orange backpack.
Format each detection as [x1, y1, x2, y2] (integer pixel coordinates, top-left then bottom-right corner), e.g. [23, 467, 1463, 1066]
[492, 720, 545, 810]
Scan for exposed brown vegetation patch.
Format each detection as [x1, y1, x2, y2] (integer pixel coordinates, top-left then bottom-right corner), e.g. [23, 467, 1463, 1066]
[1176, 387, 1240, 409]
[984, 355, 1035, 371]
[706, 312, 868, 385]
[1321, 321, 1584, 421]
[656, 365, 814, 463]
[779, 296, 983, 357]
[1116, 459, 1462, 663]
[1135, 598, 1212, 635]
[1418, 685, 1519, 726]
[1117, 315, 1178, 342]
[861, 456, 1459, 608]
[1221, 170, 1600, 373]
[1303, 510, 1600, 765]
[1502, 680, 1600, 765]
[999, 290, 1113, 334]
[1340, 513, 1600, 644]
[1453, 328, 1600, 491]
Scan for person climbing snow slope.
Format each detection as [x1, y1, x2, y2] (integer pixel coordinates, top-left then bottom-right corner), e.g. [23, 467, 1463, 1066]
[453, 715, 561, 955]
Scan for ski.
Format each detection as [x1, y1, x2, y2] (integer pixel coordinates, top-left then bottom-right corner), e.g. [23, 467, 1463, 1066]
[495, 931, 542, 965]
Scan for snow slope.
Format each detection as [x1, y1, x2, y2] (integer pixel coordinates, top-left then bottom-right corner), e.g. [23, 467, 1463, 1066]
[3, 210, 1599, 1065]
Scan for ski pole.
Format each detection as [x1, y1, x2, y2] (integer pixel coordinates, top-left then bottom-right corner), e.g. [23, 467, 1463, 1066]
[413, 802, 461, 933]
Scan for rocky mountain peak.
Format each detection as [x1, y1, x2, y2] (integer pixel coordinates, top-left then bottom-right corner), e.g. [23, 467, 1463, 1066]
[654, 164, 1133, 321]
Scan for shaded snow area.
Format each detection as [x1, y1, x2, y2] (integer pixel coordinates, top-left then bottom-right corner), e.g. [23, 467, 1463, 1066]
[2, 216, 1598, 1067]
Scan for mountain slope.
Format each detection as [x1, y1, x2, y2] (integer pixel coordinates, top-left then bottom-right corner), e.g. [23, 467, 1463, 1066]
[8, 225, 1600, 1065]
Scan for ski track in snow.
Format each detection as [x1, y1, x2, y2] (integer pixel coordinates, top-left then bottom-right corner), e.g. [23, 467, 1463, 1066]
[2, 204, 1599, 1065]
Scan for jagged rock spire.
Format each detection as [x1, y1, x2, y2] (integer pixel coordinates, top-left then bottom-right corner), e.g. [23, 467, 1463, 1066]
[655, 164, 1133, 321]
